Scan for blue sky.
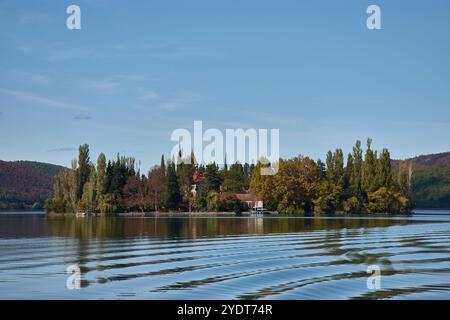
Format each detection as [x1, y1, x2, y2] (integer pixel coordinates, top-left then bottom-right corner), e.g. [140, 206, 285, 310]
[0, 0, 449, 170]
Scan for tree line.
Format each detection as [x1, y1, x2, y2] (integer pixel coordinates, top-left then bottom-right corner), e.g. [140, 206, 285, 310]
[251, 139, 412, 214]
[45, 139, 413, 214]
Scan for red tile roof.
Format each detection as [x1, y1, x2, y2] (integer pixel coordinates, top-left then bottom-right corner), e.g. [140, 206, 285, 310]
[192, 172, 204, 184]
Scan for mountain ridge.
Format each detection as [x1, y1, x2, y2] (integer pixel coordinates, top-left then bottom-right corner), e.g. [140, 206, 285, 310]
[400, 151, 450, 169]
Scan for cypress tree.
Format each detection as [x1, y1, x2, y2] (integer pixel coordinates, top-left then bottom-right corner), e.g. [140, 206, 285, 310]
[160, 155, 166, 176]
[224, 154, 228, 172]
[243, 162, 250, 178]
[205, 163, 221, 193]
[352, 141, 363, 192]
[165, 161, 181, 210]
[317, 159, 326, 179]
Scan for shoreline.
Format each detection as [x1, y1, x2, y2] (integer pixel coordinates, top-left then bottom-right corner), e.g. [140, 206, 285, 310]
[43, 211, 417, 217]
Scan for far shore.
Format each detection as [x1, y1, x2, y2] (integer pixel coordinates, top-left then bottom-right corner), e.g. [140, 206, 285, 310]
[42, 210, 419, 217]
[46, 211, 253, 217]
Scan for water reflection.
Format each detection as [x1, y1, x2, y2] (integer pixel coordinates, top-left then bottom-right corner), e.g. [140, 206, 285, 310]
[0, 212, 449, 299]
[37, 215, 412, 240]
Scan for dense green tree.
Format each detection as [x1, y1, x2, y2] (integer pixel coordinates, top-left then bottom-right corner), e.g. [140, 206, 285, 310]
[123, 175, 148, 213]
[176, 154, 195, 210]
[46, 141, 413, 215]
[204, 163, 222, 193]
[222, 162, 246, 192]
[96, 153, 106, 195]
[352, 140, 363, 194]
[377, 148, 393, 188]
[314, 182, 343, 215]
[79, 166, 96, 213]
[345, 153, 354, 191]
[147, 165, 166, 212]
[249, 161, 277, 210]
[326, 151, 335, 183]
[315, 149, 345, 214]
[363, 138, 378, 193]
[76, 144, 91, 200]
[206, 191, 242, 212]
[334, 149, 345, 188]
[160, 155, 166, 176]
[165, 161, 181, 210]
[367, 187, 409, 214]
[317, 159, 326, 179]
[273, 157, 321, 214]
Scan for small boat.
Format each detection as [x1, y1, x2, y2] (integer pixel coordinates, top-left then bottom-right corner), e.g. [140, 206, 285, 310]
[75, 212, 87, 218]
[250, 208, 271, 216]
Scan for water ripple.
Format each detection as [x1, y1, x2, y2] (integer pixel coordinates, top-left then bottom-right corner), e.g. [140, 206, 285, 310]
[1, 213, 450, 299]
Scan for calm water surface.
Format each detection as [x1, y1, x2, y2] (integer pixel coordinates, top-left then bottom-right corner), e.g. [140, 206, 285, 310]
[1, 211, 450, 299]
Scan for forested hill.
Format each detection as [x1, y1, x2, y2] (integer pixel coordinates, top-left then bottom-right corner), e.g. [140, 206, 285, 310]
[393, 152, 450, 209]
[410, 164, 450, 209]
[0, 160, 66, 210]
[13, 161, 65, 177]
[405, 152, 450, 169]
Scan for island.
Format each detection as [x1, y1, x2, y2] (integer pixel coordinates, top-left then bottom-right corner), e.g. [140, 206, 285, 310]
[44, 138, 413, 216]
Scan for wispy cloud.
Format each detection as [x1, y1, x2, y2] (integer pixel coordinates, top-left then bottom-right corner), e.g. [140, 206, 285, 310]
[137, 88, 159, 101]
[9, 38, 216, 62]
[13, 70, 50, 85]
[100, 42, 216, 60]
[84, 79, 120, 94]
[157, 91, 206, 111]
[17, 13, 49, 26]
[0, 12, 50, 27]
[114, 74, 156, 82]
[0, 89, 85, 111]
[73, 114, 92, 120]
[48, 48, 91, 62]
[132, 89, 206, 112]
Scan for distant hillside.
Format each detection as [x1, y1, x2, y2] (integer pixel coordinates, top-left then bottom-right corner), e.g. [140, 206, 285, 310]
[406, 152, 450, 169]
[410, 164, 450, 209]
[13, 161, 65, 177]
[0, 160, 66, 210]
[393, 152, 450, 208]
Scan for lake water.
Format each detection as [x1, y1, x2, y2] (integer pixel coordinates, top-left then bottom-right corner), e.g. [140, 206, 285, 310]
[1, 211, 450, 299]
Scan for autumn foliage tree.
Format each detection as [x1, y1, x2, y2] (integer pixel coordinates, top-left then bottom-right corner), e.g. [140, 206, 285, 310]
[46, 139, 413, 215]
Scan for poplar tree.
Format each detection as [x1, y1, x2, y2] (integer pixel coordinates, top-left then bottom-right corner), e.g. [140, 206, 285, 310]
[96, 153, 106, 195]
[326, 150, 335, 183]
[377, 148, 392, 188]
[363, 138, 377, 193]
[345, 153, 354, 191]
[352, 140, 363, 193]
[77, 144, 91, 200]
[334, 149, 345, 188]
